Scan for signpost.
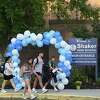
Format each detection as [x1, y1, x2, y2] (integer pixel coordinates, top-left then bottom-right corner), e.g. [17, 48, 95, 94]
[68, 38, 98, 80]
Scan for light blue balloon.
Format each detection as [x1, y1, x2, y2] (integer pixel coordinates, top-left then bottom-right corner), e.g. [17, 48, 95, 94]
[58, 48, 66, 56]
[22, 39, 28, 47]
[26, 38, 32, 44]
[55, 43, 61, 49]
[12, 56, 18, 62]
[13, 62, 18, 67]
[36, 40, 43, 47]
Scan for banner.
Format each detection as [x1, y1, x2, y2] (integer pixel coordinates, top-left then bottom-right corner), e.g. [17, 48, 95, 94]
[68, 38, 97, 65]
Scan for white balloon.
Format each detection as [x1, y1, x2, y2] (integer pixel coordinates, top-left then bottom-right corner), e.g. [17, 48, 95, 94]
[30, 33, 37, 41]
[64, 60, 70, 66]
[36, 33, 43, 41]
[64, 43, 71, 50]
[67, 65, 72, 70]
[57, 82, 64, 90]
[24, 30, 31, 38]
[17, 34, 24, 40]
[59, 55, 65, 62]
[62, 78, 69, 85]
[11, 38, 16, 43]
[56, 72, 66, 81]
[61, 41, 67, 48]
[49, 30, 55, 36]
[50, 38, 56, 45]
[12, 49, 19, 56]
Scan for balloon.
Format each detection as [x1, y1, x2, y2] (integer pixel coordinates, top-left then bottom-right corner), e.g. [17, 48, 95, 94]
[66, 65, 72, 70]
[62, 78, 69, 85]
[59, 55, 66, 62]
[13, 62, 18, 67]
[11, 38, 16, 44]
[12, 56, 18, 62]
[64, 43, 71, 50]
[54, 31, 61, 37]
[43, 32, 52, 40]
[60, 41, 67, 48]
[5, 52, 12, 57]
[58, 48, 66, 56]
[49, 30, 55, 37]
[36, 33, 43, 41]
[50, 38, 56, 45]
[64, 60, 70, 66]
[56, 36, 63, 42]
[17, 34, 24, 40]
[58, 62, 65, 68]
[12, 49, 19, 56]
[26, 38, 32, 44]
[36, 40, 43, 47]
[57, 83, 64, 90]
[24, 30, 31, 38]
[56, 72, 66, 81]
[22, 39, 28, 47]
[55, 43, 61, 49]
[31, 41, 36, 46]
[43, 39, 50, 45]
[30, 33, 37, 41]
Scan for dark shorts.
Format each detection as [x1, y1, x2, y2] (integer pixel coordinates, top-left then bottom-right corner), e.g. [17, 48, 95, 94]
[3, 74, 13, 80]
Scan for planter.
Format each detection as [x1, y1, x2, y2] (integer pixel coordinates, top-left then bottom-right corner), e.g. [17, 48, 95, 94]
[76, 85, 81, 90]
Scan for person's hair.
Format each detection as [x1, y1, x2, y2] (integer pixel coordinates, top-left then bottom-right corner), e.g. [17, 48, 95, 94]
[51, 56, 55, 59]
[5, 57, 11, 62]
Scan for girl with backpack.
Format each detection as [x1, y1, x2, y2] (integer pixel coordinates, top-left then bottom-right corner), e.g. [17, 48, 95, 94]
[32, 52, 48, 93]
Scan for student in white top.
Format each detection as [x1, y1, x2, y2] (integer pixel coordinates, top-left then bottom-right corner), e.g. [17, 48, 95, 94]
[1, 57, 16, 93]
[32, 52, 48, 93]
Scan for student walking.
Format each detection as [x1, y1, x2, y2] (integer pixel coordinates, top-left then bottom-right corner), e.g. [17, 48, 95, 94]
[1, 57, 16, 93]
[32, 52, 48, 93]
[21, 61, 36, 99]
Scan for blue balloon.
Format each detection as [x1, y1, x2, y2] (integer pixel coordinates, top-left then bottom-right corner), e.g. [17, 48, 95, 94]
[5, 52, 12, 57]
[56, 36, 63, 42]
[43, 32, 52, 40]
[7, 44, 15, 51]
[15, 40, 22, 46]
[55, 43, 61, 49]
[58, 62, 65, 68]
[43, 39, 50, 45]
[54, 31, 61, 37]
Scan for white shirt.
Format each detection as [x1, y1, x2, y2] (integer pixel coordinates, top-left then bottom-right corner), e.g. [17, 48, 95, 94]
[4, 62, 13, 75]
[33, 57, 44, 74]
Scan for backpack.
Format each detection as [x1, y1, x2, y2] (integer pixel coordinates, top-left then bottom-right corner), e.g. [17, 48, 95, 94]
[34, 57, 39, 67]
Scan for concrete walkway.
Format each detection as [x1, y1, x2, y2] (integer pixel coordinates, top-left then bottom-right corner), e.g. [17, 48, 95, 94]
[0, 89, 100, 100]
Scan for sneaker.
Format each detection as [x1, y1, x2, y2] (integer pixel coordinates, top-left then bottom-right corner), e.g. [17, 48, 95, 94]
[42, 88, 48, 93]
[1, 89, 7, 93]
[32, 88, 38, 93]
[30, 95, 37, 100]
[54, 87, 58, 92]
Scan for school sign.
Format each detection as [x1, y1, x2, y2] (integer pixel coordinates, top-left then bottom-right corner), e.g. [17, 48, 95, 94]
[68, 38, 98, 80]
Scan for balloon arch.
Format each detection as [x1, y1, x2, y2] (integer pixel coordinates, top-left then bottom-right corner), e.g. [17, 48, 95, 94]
[6, 30, 72, 90]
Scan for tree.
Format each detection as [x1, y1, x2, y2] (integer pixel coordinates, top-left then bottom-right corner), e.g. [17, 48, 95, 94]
[51, 0, 100, 21]
[0, 0, 45, 51]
